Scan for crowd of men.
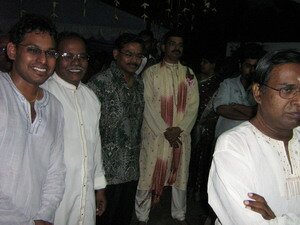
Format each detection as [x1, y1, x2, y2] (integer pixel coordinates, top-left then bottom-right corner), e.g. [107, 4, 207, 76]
[0, 13, 299, 225]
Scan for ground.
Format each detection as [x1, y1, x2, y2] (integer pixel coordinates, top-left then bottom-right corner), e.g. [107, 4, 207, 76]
[131, 187, 215, 225]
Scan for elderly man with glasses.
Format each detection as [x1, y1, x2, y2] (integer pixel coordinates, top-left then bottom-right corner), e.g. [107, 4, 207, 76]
[208, 49, 300, 225]
[42, 31, 107, 225]
[87, 33, 145, 225]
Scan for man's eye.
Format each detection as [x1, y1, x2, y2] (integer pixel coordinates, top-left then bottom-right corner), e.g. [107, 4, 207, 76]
[282, 87, 294, 93]
[46, 50, 58, 58]
[27, 47, 41, 55]
[136, 54, 144, 59]
[62, 53, 74, 60]
[79, 54, 89, 60]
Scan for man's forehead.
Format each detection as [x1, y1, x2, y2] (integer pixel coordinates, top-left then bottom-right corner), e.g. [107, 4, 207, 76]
[244, 58, 258, 65]
[167, 36, 183, 43]
[121, 42, 143, 52]
[269, 63, 300, 82]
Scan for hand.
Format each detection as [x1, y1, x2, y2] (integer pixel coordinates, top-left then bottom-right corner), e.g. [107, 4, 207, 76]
[34, 220, 52, 225]
[164, 127, 183, 148]
[96, 189, 106, 216]
[244, 193, 276, 220]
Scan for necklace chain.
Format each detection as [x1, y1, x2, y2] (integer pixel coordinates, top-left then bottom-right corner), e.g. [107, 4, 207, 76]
[28, 89, 39, 103]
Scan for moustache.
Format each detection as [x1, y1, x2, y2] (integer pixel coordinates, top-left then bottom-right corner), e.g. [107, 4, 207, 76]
[126, 63, 139, 67]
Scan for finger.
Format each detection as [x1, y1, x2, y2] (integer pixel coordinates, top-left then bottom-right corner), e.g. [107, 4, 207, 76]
[175, 138, 182, 145]
[247, 193, 275, 217]
[248, 193, 266, 203]
[244, 200, 275, 220]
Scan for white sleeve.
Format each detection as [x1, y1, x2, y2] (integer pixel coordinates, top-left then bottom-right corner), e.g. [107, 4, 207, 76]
[34, 112, 66, 223]
[94, 103, 107, 190]
[213, 79, 230, 111]
[208, 133, 300, 225]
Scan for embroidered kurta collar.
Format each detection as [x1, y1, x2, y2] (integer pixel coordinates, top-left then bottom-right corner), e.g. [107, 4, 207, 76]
[52, 73, 82, 90]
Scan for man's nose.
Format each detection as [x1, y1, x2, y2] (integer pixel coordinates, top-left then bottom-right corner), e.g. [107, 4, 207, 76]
[292, 90, 300, 106]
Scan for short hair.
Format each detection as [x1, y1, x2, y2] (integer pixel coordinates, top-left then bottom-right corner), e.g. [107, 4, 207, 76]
[253, 49, 300, 85]
[202, 50, 220, 64]
[239, 43, 266, 63]
[0, 33, 10, 42]
[139, 30, 154, 40]
[114, 33, 144, 51]
[162, 30, 185, 44]
[8, 13, 57, 45]
[57, 31, 87, 48]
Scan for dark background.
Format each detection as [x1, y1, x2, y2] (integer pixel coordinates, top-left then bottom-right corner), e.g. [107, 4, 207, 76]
[101, 0, 300, 56]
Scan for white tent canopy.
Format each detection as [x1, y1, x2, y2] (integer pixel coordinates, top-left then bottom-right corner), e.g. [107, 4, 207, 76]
[0, 0, 166, 41]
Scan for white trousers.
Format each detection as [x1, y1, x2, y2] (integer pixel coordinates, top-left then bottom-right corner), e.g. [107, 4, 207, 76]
[135, 186, 186, 222]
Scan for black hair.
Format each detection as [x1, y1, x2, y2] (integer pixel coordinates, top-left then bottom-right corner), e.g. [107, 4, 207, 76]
[162, 30, 185, 44]
[238, 43, 266, 63]
[253, 49, 300, 85]
[114, 33, 144, 51]
[9, 13, 57, 45]
[57, 31, 87, 48]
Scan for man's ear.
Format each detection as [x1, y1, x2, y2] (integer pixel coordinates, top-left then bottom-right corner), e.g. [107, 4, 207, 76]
[6, 42, 16, 60]
[112, 49, 118, 60]
[252, 83, 262, 104]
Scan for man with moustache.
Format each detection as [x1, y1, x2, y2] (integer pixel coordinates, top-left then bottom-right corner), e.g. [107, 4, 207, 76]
[135, 30, 199, 225]
[88, 33, 145, 225]
[208, 49, 300, 225]
[0, 14, 65, 225]
[42, 32, 106, 225]
[213, 43, 266, 138]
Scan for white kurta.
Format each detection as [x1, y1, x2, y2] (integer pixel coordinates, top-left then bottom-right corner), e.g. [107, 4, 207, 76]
[0, 72, 66, 224]
[43, 73, 106, 225]
[138, 62, 199, 191]
[208, 121, 300, 225]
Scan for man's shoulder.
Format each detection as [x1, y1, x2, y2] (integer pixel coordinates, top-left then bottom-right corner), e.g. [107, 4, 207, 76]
[80, 83, 101, 105]
[221, 75, 240, 85]
[144, 62, 161, 72]
[87, 68, 112, 90]
[215, 122, 255, 154]
[43, 89, 64, 117]
[218, 121, 253, 141]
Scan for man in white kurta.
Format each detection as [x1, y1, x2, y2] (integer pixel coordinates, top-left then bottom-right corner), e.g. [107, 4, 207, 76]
[42, 32, 106, 225]
[0, 72, 66, 225]
[0, 14, 66, 225]
[135, 31, 199, 224]
[209, 122, 300, 225]
[208, 49, 300, 225]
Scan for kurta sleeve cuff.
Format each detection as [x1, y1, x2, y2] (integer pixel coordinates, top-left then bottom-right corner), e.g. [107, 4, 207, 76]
[33, 207, 56, 223]
[94, 175, 107, 190]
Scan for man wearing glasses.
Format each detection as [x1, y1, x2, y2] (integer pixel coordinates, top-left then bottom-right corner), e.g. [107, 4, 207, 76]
[0, 14, 66, 225]
[42, 32, 107, 225]
[208, 49, 300, 225]
[213, 43, 266, 138]
[0, 34, 12, 72]
[88, 33, 145, 225]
